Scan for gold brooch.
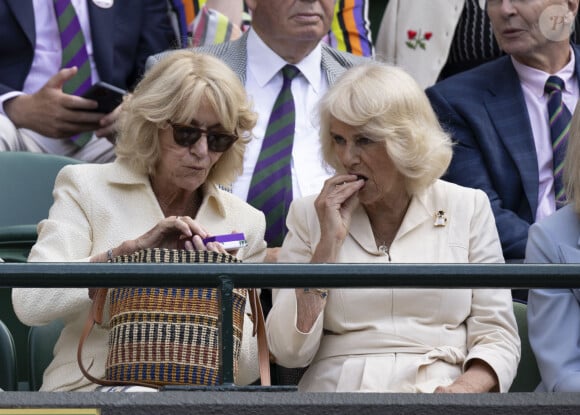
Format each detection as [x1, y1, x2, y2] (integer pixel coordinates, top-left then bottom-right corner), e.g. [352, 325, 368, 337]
[434, 210, 447, 227]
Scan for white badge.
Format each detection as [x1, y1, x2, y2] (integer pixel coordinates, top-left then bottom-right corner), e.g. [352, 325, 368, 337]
[92, 0, 114, 9]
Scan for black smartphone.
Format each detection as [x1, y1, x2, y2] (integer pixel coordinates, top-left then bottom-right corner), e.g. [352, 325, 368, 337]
[81, 81, 126, 113]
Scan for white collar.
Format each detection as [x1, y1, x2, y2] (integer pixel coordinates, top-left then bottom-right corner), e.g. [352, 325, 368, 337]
[246, 28, 322, 93]
[511, 46, 577, 98]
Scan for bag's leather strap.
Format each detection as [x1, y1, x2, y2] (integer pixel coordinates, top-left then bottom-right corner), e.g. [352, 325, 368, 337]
[248, 288, 271, 386]
[78, 288, 162, 389]
[78, 287, 271, 387]
[78, 288, 126, 387]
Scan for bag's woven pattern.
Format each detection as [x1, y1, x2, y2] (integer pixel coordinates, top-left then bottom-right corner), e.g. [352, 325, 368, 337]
[111, 248, 239, 265]
[106, 249, 246, 386]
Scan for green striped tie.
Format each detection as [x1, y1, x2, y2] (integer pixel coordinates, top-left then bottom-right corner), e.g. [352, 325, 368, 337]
[545, 76, 570, 208]
[247, 65, 300, 247]
[54, 0, 93, 147]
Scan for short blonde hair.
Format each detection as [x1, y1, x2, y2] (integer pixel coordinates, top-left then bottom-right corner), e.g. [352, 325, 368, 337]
[319, 63, 452, 194]
[115, 50, 257, 186]
[565, 103, 580, 213]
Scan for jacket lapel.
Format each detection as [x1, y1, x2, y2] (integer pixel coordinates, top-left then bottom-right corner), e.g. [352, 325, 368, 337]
[483, 57, 539, 217]
[321, 46, 343, 86]
[348, 203, 379, 253]
[106, 159, 149, 186]
[87, 1, 114, 82]
[7, 0, 34, 46]
[191, 32, 249, 83]
[396, 193, 432, 240]
[225, 33, 249, 84]
[321, 44, 362, 86]
[573, 44, 580, 90]
[347, 193, 432, 253]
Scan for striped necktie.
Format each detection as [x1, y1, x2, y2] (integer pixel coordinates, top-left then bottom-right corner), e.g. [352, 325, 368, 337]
[247, 65, 300, 247]
[545, 75, 571, 208]
[54, 0, 93, 147]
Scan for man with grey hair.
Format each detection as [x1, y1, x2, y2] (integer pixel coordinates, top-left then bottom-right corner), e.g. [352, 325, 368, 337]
[427, 0, 580, 268]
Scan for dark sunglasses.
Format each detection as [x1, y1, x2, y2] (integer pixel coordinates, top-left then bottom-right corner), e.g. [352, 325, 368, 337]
[169, 122, 238, 153]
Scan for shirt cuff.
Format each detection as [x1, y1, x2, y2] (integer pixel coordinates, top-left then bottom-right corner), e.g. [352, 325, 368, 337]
[0, 91, 24, 116]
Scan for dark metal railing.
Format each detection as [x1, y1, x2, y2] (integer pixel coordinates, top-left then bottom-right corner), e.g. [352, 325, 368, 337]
[1, 262, 580, 386]
[2, 262, 580, 288]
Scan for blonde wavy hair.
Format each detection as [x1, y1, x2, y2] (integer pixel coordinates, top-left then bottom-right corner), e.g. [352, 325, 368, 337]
[319, 63, 452, 194]
[115, 50, 257, 187]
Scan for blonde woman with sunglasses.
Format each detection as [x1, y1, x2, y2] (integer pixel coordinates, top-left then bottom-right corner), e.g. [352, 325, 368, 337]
[12, 51, 266, 391]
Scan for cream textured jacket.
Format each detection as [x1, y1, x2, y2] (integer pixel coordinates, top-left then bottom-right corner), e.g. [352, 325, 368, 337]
[267, 180, 520, 392]
[12, 159, 266, 391]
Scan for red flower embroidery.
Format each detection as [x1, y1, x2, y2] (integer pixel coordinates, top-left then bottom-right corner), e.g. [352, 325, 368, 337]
[405, 29, 433, 50]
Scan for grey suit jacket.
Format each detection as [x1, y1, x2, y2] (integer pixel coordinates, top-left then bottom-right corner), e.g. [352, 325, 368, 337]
[146, 31, 368, 85]
[525, 204, 580, 391]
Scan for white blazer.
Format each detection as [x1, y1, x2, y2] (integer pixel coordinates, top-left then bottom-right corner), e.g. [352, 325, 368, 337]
[267, 180, 520, 392]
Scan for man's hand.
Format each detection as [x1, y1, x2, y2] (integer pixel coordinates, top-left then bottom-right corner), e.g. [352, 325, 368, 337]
[95, 102, 122, 143]
[4, 67, 104, 138]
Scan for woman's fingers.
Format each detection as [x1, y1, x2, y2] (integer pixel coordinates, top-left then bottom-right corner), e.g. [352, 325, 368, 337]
[191, 234, 206, 251]
[320, 174, 364, 204]
[174, 216, 193, 238]
[324, 173, 360, 188]
[208, 241, 228, 254]
[186, 237, 230, 254]
[176, 215, 209, 239]
[136, 216, 207, 250]
[141, 216, 236, 253]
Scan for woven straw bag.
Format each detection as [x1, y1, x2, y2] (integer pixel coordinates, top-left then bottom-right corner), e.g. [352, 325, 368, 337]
[77, 248, 270, 388]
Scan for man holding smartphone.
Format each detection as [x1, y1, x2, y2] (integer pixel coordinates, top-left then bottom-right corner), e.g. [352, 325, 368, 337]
[0, 0, 174, 162]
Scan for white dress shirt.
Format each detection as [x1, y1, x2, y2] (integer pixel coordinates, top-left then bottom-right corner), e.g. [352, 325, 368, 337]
[232, 29, 333, 202]
[512, 50, 578, 221]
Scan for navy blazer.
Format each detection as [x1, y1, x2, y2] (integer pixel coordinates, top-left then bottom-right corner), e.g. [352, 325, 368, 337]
[426, 46, 580, 260]
[0, 0, 175, 96]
